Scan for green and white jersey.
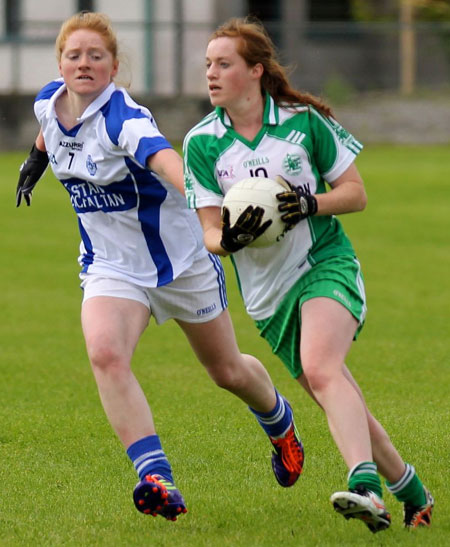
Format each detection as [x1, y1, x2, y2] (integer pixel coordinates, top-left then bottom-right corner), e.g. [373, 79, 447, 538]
[183, 94, 363, 320]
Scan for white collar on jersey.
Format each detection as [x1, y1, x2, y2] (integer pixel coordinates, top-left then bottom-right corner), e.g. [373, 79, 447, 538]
[44, 79, 117, 122]
[219, 92, 279, 128]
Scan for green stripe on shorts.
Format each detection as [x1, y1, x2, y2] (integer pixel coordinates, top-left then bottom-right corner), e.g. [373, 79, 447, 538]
[255, 255, 366, 379]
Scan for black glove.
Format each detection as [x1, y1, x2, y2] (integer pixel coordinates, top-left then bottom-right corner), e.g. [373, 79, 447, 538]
[16, 144, 49, 207]
[220, 205, 272, 253]
[276, 176, 317, 228]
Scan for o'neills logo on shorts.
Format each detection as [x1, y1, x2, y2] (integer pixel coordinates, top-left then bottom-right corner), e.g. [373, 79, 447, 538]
[333, 289, 352, 308]
[196, 303, 217, 316]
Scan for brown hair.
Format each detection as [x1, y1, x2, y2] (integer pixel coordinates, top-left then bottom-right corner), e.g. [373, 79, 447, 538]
[209, 17, 333, 118]
[55, 11, 118, 62]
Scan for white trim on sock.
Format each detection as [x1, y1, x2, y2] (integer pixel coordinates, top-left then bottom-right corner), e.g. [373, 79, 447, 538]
[347, 461, 378, 482]
[386, 463, 415, 493]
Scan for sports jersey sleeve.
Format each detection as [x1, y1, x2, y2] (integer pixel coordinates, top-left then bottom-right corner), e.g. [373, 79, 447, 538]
[309, 107, 363, 183]
[34, 79, 64, 124]
[100, 90, 172, 169]
[183, 133, 223, 209]
[34, 99, 47, 126]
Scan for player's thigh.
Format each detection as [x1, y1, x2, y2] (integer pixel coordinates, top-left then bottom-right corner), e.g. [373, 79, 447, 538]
[176, 309, 242, 369]
[300, 297, 357, 371]
[81, 277, 150, 360]
[82, 297, 149, 362]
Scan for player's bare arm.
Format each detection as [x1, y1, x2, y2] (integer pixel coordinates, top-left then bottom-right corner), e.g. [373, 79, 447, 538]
[147, 148, 185, 195]
[196, 206, 227, 256]
[36, 129, 46, 152]
[316, 163, 367, 216]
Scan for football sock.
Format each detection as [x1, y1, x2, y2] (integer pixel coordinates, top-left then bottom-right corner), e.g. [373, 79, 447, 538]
[127, 434, 174, 483]
[386, 463, 426, 506]
[249, 389, 293, 439]
[348, 461, 383, 498]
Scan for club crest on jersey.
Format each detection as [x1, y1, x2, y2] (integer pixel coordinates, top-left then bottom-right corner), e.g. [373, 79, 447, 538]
[86, 155, 97, 176]
[329, 118, 353, 146]
[282, 153, 302, 176]
[184, 172, 194, 191]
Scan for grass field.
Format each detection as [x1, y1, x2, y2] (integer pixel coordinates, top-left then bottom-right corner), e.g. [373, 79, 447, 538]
[0, 145, 449, 546]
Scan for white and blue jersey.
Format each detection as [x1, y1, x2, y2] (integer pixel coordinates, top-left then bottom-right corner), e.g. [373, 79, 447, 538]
[34, 79, 205, 287]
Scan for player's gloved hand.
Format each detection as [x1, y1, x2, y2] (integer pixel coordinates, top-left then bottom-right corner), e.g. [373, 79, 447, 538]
[16, 144, 49, 207]
[276, 175, 318, 228]
[220, 205, 272, 253]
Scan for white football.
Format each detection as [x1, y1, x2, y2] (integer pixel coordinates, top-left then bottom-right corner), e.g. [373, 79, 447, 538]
[222, 177, 287, 248]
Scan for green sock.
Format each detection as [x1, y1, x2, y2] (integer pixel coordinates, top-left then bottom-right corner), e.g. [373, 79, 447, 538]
[348, 461, 383, 498]
[386, 463, 426, 506]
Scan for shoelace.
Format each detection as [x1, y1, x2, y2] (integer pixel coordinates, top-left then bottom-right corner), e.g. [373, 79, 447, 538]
[273, 427, 303, 473]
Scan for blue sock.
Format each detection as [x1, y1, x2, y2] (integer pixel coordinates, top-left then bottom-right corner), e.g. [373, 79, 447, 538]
[249, 390, 293, 439]
[126, 435, 173, 483]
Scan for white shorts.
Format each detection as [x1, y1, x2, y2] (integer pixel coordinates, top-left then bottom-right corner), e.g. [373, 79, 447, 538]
[80, 253, 227, 325]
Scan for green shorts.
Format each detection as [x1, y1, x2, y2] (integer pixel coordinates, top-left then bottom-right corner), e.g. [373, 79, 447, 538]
[255, 255, 367, 379]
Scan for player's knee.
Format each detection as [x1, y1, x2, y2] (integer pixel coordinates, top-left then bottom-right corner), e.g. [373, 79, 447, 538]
[208, 361, 245, 392]
[88, 343, 127, 373]
[302, 366, 334, 394]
